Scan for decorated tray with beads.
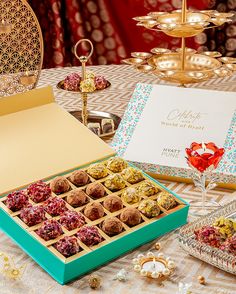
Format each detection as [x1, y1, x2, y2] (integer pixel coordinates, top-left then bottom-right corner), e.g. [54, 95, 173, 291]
[179, 200, 236, 275]
[0, 157, 189, 284]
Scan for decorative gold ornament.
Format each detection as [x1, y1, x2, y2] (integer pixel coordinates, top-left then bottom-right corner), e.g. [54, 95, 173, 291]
[154, 242, 161, 251]
[0, 0, 43, 96]
[123, 0, 236, 87]
[0, 252, 26, 280]
[197, 275, 206, 285]
[132, 251, 175, 282]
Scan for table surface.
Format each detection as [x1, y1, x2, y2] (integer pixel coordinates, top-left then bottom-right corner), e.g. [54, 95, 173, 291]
[1, 65, 236, 294]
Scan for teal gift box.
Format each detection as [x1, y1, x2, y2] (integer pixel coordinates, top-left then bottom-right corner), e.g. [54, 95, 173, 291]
[0, 87, 189, 284]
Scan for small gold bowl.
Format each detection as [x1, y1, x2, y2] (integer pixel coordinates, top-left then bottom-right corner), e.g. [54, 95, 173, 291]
[131, 52, 152, 59]
[148, 11, 167, 18]
[218, 57, 236, 64]
[142, 20, 158, 28]
[201, 51, 222, 58]
[214, 67, 232, 77]
[211, 12, 235, 18]
[225, 63, 236, 70]
[200, 10, 218, 16]
[122, 58, 146, 65]
[136, 65, 155, 73]
[176, 47, 197, 54]
[150, 48, 171, 55]
[211, 17, 231, 26]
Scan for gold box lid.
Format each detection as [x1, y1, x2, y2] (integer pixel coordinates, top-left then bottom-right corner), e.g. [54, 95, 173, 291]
[0, 86, 115, 195]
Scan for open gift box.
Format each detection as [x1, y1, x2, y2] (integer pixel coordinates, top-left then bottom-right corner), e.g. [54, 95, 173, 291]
[0, 87, 189, 284]
[112, 84, 236, 189]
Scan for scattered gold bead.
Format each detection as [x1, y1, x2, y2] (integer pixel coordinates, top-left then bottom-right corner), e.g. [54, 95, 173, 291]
[88, 274, 101, 289]
[154, 242, 161, 250]
[198, 275, 206, 285]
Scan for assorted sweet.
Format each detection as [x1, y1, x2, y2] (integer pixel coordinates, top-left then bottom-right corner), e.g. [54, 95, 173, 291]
[213, 217, 236, 239]
[80, 78, 96, 93]
[194, 225, 222, 248]
[87, 163, 108, 179]
[157, 192, 178, 210]
[106, 157, 128, 173]
[94, 76, 107, 90]
[77, 226, 103, 246]
[104, 174, 126, 191]
[120, 208, 142, 227]
[121, 167, 144, 184]
[5, 190, 29, 212]
[103, 195, 123, 212]
[63, 73, 81, 91]
[194, 217, 236, 255]
[50, 176, 71, 195]
[66, 189, 88, 207]
[101, 118, 114, 134]
[138, 199, 160, 218]
[138, 181, 159, 197]
[44, 197, 67, 216]
[27, 180, 51, 203]
[84, 202, 104, 221]
[86, 182, 106, 199]
[121, 187, 141, 204]
[20, 204, 46, 227]
[101, 217, 123, 236]
[60, 211, 85, 231]
[68, 170, 89, 187]
[54, 236, 80, 257]
[88, 123, 101, 136]
[37, 219, 63, 241]
[220, 234, 236, 255]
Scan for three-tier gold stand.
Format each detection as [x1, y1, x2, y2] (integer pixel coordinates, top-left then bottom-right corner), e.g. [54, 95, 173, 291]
[123, 0, 236, 86]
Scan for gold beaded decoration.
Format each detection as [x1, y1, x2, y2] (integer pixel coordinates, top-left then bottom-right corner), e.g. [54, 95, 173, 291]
[0, 0, 43, 96]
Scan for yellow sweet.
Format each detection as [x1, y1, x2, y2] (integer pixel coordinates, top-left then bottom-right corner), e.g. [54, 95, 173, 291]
[80, 78, 96, 93]
[138, 199, 160, 218]
[104, 174, 126, 191]
[121, 167, 144, 184]
[157, 192, 177, 210]
[213, 217, 236, 239]
[107, 157, 128, 173]
[121, 187, 141, 204]
[138, 181, 159, 196]
[87, 163, 108, 179]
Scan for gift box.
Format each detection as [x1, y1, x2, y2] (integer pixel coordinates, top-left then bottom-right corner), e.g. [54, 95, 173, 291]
[0, 87, 189, 284]
[112, 84, 236, 189]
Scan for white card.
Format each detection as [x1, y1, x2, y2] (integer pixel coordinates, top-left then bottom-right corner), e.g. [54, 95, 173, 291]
[122, 85, 236, 169]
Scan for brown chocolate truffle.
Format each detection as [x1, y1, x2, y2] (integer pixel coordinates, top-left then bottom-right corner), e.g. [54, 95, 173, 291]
[50, 176, 71, 195]
[86, 182, 106, 199]
[101, 217, 123, 236]
[66, 189, 88, 207]
[69, 170, 89, 187]
[120, 208, 142, 227]
[84, 202, 104, 221]
[103, 195, 123, 212]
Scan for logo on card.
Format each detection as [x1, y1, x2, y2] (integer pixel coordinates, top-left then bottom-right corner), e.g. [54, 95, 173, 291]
[161, 148, 181, 158]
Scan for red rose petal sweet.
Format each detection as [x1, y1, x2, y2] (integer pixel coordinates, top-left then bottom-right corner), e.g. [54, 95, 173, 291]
[194, 225, 222, 248]
[27, 180, 51, 203]
[6, 190, 29, 212]
[20, 204, 46, 226]
[55, 236, 80, 257]
[60, 210, 85, 231]
[64, 73, 81, 91]
[77, 226, 103, 246]
[37, 219, 63, 241]
[44, 197, 67, 216]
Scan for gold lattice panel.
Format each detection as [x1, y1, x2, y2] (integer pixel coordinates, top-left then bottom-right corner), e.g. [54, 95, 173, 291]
[0, 0, 43, 96]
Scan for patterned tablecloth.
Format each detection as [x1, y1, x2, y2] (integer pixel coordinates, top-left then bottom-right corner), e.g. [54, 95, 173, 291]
[0, 65, 236, 294]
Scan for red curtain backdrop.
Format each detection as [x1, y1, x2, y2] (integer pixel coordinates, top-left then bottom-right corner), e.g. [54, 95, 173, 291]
[28, 0, 236, 68]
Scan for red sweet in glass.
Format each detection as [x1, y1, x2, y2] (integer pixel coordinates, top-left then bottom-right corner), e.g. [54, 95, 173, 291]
[37, 219, 63, 241]
[220, 234, 236, 255]
[77, 226, 103, 246]
[186, 142, 225, 173]
[64, 73, 81, 91]
[5, 190, 29, 212]
[55, 236, 80, 257]
[27, 180, 51, 203]
[94, 75, 107, 90]
[194, 225, 222, 248]
[20, 204, 46, 226]
[44, 197, 67, 216]
[60, 210, 85, 231]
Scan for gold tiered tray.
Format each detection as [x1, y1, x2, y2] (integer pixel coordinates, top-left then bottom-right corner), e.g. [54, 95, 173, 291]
[123, 0, 236, 86]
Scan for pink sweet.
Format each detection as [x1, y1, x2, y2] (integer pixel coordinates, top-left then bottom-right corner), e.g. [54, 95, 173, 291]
[5, 191, 29, 212]
[55, 236, 80, 257]
[27, 180, 51, 203]
[20, 204, 46, 226]
[194, 225, 221, 248]
[37, 219, 63, 241]
[60, 210, 85, 231]
[220, 234, 236, 255]
[64, 73, 81, 91]
[77, 226, 103, 246]
[44, 197, 67, 216]
[94, 75, 107, 90]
